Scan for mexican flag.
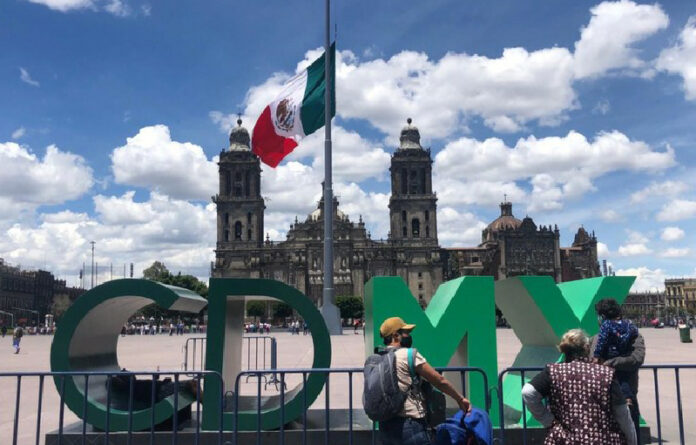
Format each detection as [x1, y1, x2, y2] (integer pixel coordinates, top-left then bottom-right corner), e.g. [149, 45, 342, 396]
[252, 43, 336, 168]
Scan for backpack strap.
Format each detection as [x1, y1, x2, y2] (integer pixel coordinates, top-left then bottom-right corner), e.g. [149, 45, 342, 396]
[407, 348, 416, 380]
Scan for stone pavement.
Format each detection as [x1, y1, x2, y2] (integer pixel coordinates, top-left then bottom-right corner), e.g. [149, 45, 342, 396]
[1, 328, 695, 444]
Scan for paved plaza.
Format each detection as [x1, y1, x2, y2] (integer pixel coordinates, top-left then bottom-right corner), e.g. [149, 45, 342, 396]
[1, 328, 695, 444]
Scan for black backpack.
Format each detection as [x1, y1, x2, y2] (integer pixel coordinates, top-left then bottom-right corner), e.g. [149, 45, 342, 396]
[363, 348, 408, 422]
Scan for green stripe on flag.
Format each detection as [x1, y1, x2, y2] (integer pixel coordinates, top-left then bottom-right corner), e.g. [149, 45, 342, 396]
[300, 42, 336, 135]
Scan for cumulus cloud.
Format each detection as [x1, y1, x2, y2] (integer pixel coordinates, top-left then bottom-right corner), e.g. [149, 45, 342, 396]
[0, 192, 216, 284]
[19, 67, 40, 87]
[597, 241, 611, 258]
[630, 180, 689, 202]
[573, 1, 669, 79]
[432, 130, 674, 210]
[437, 207, 487, 247]
[656, 199, 696, 221]
[0, 142, 93, 218]
[111, 125, 217, 201]
[618, 244, 652, 256]
[661, 226, 685, 241]
[657, 17, 696, 100]
[659, 247, 690, 258]
[616, 266, 665, 292]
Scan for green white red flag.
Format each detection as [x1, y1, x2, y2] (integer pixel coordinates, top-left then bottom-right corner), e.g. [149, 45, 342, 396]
[252, 43, 336, 167]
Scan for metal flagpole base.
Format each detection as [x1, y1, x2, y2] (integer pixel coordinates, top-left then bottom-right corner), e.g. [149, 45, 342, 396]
[320, 302, 343, 335]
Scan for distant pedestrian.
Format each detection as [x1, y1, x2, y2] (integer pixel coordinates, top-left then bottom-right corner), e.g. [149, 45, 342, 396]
[303, 321, 308, 335]
[1, 325, 7, 338]
[12, 325, 24, 354]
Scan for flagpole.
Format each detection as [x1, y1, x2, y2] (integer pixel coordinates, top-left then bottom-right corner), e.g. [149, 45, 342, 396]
[321, 0, 342, 335]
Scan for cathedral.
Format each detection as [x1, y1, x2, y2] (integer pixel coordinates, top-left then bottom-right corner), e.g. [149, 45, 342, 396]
[212, 118, 600, 306]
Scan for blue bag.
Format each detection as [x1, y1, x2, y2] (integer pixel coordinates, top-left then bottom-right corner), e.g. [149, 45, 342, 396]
[434, 407, 493, 445]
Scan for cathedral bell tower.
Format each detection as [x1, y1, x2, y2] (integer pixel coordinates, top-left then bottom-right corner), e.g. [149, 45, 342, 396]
[388, 118, 438, 246]
[213, 119, 265, 254]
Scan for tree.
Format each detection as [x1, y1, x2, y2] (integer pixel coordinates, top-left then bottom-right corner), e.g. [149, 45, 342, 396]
[335, 296, 364, 320]
[272, 302, 293, 320]
[51, 294, 72, 320]
[143, 261, 170, 281]
[246, 301, 266, 321]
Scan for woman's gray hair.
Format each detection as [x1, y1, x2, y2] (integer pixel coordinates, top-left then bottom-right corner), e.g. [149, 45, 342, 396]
[557, 328, 590, 359]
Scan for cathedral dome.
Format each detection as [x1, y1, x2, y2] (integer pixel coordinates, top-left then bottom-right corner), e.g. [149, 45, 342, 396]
[229, 118, 251, 151]
[486, 201, 522, 233]
[399, 118, 423, 150]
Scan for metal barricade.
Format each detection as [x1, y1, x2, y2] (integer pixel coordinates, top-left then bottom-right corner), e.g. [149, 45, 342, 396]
[182, 335, 278, 374]
[232, 366, 490, 445]
[1, 370, 225, 445]
[497, 364, 696, 445]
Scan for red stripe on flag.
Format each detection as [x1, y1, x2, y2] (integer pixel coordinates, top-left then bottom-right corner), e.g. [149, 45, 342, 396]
[252, 106, 299, 168]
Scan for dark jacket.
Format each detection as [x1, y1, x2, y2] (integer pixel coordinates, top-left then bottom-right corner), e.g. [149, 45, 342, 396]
[591, 332, 645, 396]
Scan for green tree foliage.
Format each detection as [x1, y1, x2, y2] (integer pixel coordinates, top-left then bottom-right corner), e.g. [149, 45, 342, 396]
[140, 261, 209, 319]
[272, 302, 293, 319]
[335, 295, 364, 320]
[246, 301, 266, 321]
[51, 293, 72, 320]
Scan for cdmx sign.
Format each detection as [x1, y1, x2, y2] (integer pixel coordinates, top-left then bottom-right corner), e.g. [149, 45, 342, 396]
[50, 275, 634, 431]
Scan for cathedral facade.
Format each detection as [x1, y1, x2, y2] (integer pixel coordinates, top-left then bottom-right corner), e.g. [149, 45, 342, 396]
[212, 119, 600, 305]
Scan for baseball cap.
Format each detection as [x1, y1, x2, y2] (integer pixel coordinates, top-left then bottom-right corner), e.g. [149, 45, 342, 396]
[379, 317, 416, 338]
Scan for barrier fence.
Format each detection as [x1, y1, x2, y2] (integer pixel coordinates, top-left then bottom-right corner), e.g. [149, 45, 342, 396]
[182, 336, 277, 374]
[2, 365, 693, 445]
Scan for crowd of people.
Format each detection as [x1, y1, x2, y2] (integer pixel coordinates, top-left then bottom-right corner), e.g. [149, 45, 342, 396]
[119, 318, 204, 336]
[369, 297, 645, 445]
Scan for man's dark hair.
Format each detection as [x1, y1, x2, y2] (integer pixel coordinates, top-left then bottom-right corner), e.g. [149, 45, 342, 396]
[595, 298, 622, 319]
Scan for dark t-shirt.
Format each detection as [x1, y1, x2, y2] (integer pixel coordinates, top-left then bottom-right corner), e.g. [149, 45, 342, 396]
[529, 366, 626, 406]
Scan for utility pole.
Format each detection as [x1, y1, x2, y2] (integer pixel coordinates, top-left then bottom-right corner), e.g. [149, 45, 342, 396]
[90, 241, 95, 289]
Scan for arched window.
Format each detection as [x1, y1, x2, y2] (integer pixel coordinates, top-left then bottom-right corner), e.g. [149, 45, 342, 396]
[247, 212, 252, 224]
[425, 210, 429, 221]
[411, 218, 420, 237]
[402, 226, 407, 237]
[401, 210, 407, 222]
[224, 171, 231, 195]
[224, 230, 230, 242]
[247, 229, 252, 240]
[425, 226, 430, 238]
[224, 213, 229, 225]
[401, 169, 408, 194]
[234, 221, 242, 240]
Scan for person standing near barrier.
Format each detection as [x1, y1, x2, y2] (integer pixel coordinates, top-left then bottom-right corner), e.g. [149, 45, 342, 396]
[12, 324, 24, 354]
[367, 317, 471, 445]
[1, 324, 7, 338]
[521, 329, 637, 445]
[592, 298, 645, 444]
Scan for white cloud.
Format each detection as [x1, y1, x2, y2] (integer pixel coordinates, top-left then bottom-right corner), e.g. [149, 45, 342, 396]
[616, 266, 665, 292]
[630, 180, 689, 202]
[0, 142, 93, 218]
[432, 130, 674, 209]
[110, 125, 217, 201]
[661, 226, 685, 241]
[19, 67, 40, 87]
[437, 207, 487, 247]
[657, 17, 696, 100]
[659, 247, 690, 258]
[573, 1, 669, 79]
[618, 243, 652, 256]
[11, 127, 26, 139]
[25, 0, 132, 16]
[656, 199, 696, 221]
[597, 241, 611, 258]
[626, 230, 648, 244]
[592, 99, 611, 115]
[0, 192, 216, 283]
[599, 209, 622, 222]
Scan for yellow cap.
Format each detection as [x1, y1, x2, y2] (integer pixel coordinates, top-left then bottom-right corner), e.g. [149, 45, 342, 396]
[379, 317, 416, 338]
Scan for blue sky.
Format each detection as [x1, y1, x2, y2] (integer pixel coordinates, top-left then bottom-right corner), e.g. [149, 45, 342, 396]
[1, 0, 695, 291]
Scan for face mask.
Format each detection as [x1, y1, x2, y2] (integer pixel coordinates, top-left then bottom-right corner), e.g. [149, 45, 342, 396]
[399, 335, 413, 348]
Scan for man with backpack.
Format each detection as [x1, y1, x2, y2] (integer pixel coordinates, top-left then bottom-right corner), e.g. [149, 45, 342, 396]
[12, 324, 24, 354]
[364, 317, 471, 445]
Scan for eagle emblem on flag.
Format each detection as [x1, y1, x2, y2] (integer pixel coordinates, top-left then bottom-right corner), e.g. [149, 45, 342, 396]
[275, 98, 296, 132]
